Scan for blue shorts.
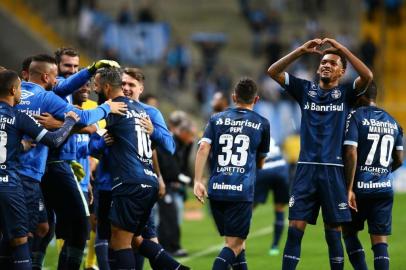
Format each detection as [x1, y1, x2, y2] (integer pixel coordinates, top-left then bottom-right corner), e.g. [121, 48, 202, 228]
[141, 211, 158, 239]
[42, 161, 90, 239]
[0, 186, 28, 240]
[289, 164, 351, 225]
[109, 183, 158, 236]
[21, 176, 48, 233]
[254, 164, 290, 204]
[96, 189, 112, 240]
[209, 200, 253, 239]
[347, 195, 393, 235]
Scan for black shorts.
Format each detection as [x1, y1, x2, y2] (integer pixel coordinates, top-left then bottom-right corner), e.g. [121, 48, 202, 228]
[21, 176, 48, 233]
[346, 195, 393, 235]
[109, 183, 158, 236]
[96, 189, 112, 240]
[254, 164, 290, 204]
[209, 200, 253, 239]
[0, 186, 28, 240]
[41, 161, 90, 239]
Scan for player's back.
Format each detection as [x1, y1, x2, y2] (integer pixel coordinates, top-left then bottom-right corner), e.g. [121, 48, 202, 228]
[204, 108, 270, 201]
[346, 106, 403, 197]
[106, 96, 157, 189]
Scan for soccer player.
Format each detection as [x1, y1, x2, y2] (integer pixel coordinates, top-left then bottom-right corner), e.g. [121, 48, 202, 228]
[15, 54, 126, 270]
[254, 137, 289, 256]
[267, 38, 373, 270]
[194, 78, 270, 270]
[0, 70, 79, 269]
[342, 82, 403, 270]
[94, 68, 189, 270]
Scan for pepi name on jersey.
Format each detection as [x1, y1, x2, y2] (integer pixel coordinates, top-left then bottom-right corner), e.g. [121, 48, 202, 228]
[362, 118, 398, 135]
[215, 117, 262, 133]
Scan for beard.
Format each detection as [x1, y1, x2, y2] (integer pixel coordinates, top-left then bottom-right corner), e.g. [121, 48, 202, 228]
[97, 91, 107, 105]
[320, 76, 331, 84]
[44, 82, 54, 91]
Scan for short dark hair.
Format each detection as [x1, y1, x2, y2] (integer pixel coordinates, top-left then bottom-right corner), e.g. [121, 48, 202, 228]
[31, 54, 57, 65]
[0, 70, 20, 97]
[123, 67, 145, 83]
[322, 51, 347, 70]
[140, 93, 157, 103]
[96, 68, 122, 89]
[365, 80, 377, 100]
[55, 47, 79, 64]
[234, 77, 258, 104]
[21, 56, 33, 72]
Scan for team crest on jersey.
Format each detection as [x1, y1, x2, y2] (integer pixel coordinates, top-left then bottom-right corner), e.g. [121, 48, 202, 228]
[331, 89, 341, 99]
[289, 196, 295, 207]
[338, 202, 348, 210]
[21, 90, 34, 99]
[308, 90, 317, 97]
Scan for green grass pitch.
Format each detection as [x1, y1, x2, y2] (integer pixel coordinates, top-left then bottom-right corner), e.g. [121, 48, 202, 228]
[44, 193, 406, 269]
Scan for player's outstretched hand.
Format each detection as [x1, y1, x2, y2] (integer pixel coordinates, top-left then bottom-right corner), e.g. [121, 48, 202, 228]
[87, 60, 120, 74]
[348, 190, 358, 212]
[102, 133, 114, 146]
[139, 115, 154, 135]
[300, 39, 323, 54]
[21, 139, 36, 152]
[106, 100, 127, 115]
[194, 182, 207, 204]
[35, 113, 64, 129]
[65, 111, 80, 122]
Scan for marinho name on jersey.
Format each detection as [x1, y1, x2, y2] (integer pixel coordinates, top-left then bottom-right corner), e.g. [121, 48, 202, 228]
[362, 118, 398, 135]
[215, 117, 262, 133]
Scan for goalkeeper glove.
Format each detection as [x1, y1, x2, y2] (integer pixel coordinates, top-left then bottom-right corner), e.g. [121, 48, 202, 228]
[87, 60, 120, 74]
[70, 160, 86, 182]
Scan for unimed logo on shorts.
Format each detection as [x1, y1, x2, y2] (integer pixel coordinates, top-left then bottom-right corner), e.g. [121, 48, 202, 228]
[212, 182, 243, 191]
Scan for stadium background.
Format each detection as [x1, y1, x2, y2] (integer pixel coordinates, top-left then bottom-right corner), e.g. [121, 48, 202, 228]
[0, 0, 405, 269]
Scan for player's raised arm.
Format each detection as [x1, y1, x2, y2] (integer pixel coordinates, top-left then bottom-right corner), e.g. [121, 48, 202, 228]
[267, 39, 323, 85]
[392, 127, 404, 171]
[323, 38, 373, 93]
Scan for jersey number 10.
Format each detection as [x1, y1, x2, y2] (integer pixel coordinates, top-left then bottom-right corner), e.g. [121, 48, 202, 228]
[135, 119, 152, 159]
[366, 133, 394, 167]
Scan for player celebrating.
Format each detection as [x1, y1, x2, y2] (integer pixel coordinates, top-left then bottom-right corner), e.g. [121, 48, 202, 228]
[194, 78, 270, 270]
[0, 70, 79, 269]
[342, 82, 403, 270]
[267, 38, 373, 270]
[94, 68, 189, 270]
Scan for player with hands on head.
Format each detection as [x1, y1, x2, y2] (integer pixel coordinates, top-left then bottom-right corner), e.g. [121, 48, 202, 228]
[267, 37, 373, 270]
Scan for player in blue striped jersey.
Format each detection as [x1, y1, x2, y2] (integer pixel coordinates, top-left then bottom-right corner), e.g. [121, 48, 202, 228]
[194, 78, 270, 270]
[342, 82, 403, 270]
[268, 38, 373, 270]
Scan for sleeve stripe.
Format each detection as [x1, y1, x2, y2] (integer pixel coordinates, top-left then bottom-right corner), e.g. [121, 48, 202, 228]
[198, 138, 212, 145]
[352, 79, 357, 90]
[35, 129, 48, 142]
[343, 140, 358, 147]
[284, 72, 289, 86]
[396, 146, 404, 150]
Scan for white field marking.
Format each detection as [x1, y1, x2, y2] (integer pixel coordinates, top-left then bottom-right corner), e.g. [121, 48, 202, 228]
[178, 226, 273, 264]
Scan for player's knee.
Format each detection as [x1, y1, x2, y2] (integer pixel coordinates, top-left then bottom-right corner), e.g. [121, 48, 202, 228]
[10, 236, 28, 247]
[370, 234, 387, 246]
[36, 222, 49, 238]
[289, 220, 307, 231]
[131, 235, 144, 249]
[225, 237, 244, 255]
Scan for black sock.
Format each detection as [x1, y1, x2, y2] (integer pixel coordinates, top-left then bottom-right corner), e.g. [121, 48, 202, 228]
[11, 242, 31, 270]
[139, 239, 181, 269]
[115, 248, 135, 270]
